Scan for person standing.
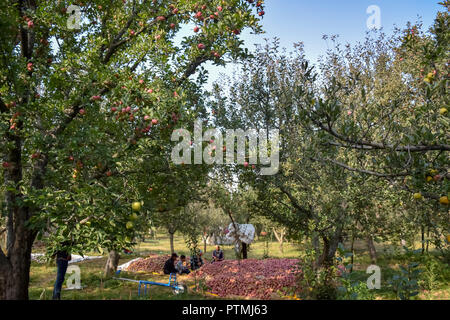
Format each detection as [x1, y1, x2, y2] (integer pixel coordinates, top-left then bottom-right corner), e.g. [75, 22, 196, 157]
[52, 243, 72, 300]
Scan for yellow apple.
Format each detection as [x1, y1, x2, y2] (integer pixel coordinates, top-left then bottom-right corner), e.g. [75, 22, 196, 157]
[439, 108, 448, 115]
[126, 221, 134, 229]
[132, 201, 141, 211]
[130, 212, 138, 220]
[439, 196, 449, 205]
[413, 193, 422, 200]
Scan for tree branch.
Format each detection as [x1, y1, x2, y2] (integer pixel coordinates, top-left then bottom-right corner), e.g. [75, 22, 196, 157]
[177, 56, 210, 85]
[311, 157, 411, 178]
[313, 118, 450, 152]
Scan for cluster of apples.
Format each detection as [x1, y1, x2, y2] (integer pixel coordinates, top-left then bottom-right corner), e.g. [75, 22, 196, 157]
[4, 101, 16, 109]
[126, 201, 142, 229]
[244, 162, 256, 170]
[193, 4, 225, 52]
[414, 192, 449, 206]
[9, 111, 20, 131]
[425, 169, 443, 183]
[247, 0, 265, 16]
[423, 71, 436, 84]
[23, 15, 34, 29]
[193, 4, 221, 22]
[193, 258, 300, 299]
[127, 254, 170, 273]
[69, 159, 84, 179]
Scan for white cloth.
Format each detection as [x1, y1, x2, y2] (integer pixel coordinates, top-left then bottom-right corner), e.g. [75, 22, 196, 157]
[117, 257, 143, 271]
[207, 224, 255, 245]
[31, 253, 103, 264]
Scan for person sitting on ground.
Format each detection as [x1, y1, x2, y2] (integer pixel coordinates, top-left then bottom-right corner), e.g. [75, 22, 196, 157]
[176, 255, 191, 275]
[190, 249, 204, 271]
[211, 245, 224, 263]
[163, 253, 178, 275]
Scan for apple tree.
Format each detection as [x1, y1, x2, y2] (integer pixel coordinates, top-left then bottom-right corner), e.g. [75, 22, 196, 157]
[0, 0, 265, 299]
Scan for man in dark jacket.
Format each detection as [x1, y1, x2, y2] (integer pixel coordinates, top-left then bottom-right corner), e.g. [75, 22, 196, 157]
[163, 253, 178, 275]
[52, 242, 72, 300]
[211, 245, 224, 263]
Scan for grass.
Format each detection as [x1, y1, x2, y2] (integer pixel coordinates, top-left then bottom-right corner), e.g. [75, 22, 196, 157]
[29, 233, 450, 300]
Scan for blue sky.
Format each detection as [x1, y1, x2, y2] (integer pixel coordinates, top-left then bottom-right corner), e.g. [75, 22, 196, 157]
[202, 0, 442, 89]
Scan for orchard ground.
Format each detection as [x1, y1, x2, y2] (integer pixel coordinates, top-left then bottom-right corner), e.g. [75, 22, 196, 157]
[29, 233, 450, 300]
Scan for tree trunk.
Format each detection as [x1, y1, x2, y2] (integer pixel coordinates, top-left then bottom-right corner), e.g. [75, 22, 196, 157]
[203, 237, 207, 254]
[318, 237, 332, 267]
[318, 225, 343, 268]
[350, 234, 355, 273]
[0, 229, 35, 300]
[169, 232, 175, 254]
[104, 250, 120, 277]
[242, 243, 248, 259]
[1, 152, 40, 299]
[272, 228, 285, 254]
[421, 226, 425, 254]
[367, 236, 377, 264]
[426, 228, 430, 253]
[312, 234, 321, 265]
